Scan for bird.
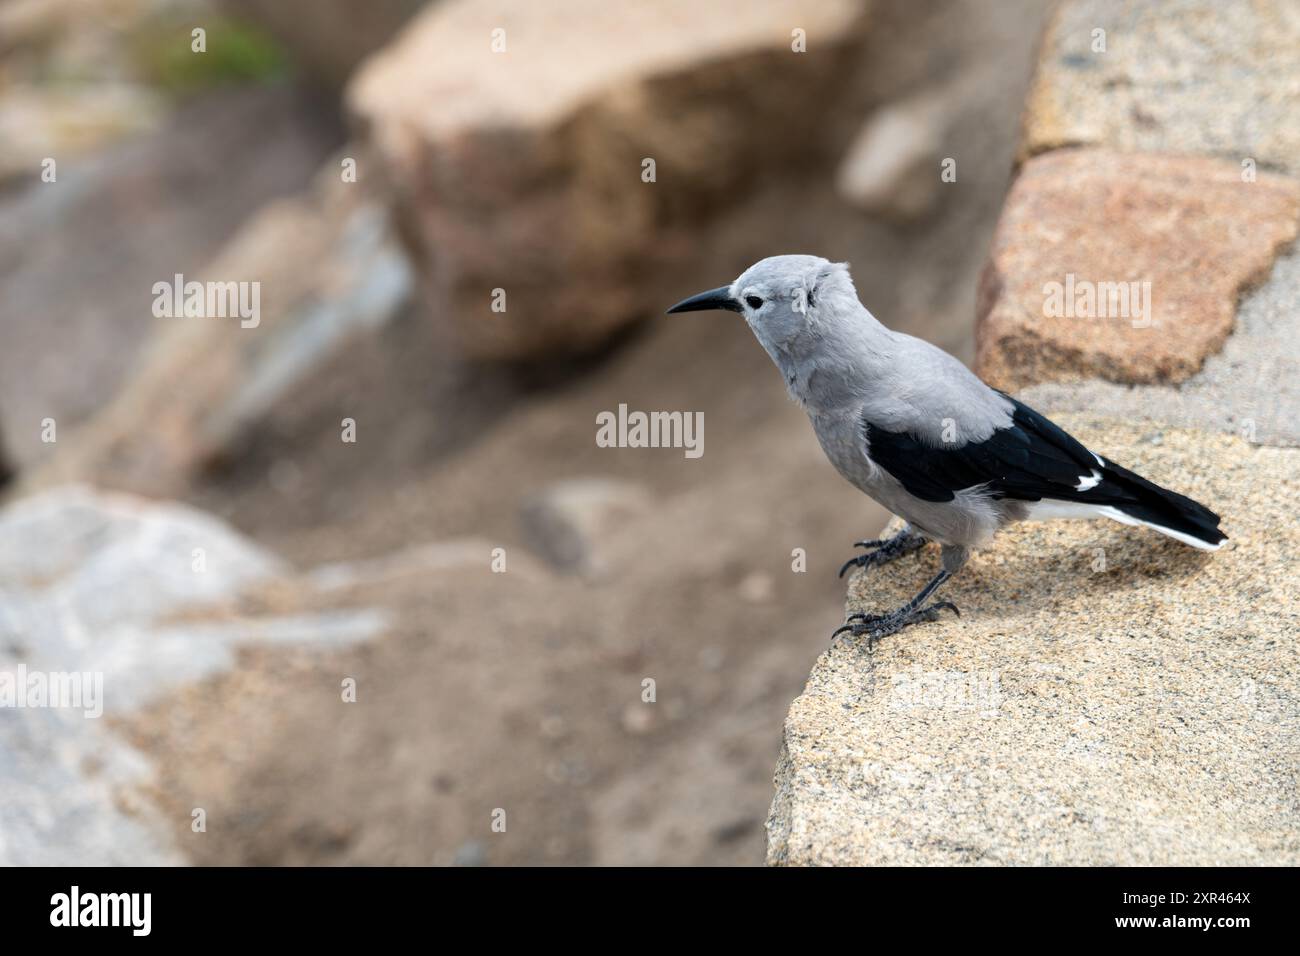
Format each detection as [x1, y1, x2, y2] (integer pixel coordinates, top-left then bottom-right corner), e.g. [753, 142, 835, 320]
[667, 254, 1225, 643]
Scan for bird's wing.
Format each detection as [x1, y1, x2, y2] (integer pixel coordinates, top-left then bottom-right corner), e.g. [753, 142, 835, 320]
[862, 394, 1101, 504]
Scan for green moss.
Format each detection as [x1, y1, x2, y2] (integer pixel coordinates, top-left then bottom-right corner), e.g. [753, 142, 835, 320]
[131, 18, 290, 97]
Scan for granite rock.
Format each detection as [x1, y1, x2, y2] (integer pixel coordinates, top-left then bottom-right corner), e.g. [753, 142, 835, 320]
[1020, 248, 1300, 448]
[974, 149, 1299, 392]
[767, 418, 1299, 865]
[1020, 0, 1300, 176]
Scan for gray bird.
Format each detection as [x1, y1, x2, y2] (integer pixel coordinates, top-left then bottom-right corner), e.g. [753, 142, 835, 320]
[667, 255, 1225, 642]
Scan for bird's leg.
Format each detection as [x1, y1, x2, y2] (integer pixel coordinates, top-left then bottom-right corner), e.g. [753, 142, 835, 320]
[832, 569, 958, 644]
[838, 525, 927, 578]
[833, 545, 969, 646]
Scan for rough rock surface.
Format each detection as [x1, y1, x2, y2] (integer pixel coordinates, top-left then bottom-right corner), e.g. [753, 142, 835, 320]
[974, 149, 1299, 392]
[1020, 0, 1300, 176]
[767, 418, 1299, 866]
[347, 0, 871, 360]
[1021, 248, 1300, 448]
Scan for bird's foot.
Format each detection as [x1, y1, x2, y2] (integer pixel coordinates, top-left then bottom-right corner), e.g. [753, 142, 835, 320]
[831, 600, 959, 647]
[838, 528, 926, 578]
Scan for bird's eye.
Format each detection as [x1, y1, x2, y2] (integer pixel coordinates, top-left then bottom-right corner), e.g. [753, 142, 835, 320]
[745, 295, 764, 310]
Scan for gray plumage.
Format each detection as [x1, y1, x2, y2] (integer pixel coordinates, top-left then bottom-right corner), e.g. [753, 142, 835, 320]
[668, 254, 1225, 640]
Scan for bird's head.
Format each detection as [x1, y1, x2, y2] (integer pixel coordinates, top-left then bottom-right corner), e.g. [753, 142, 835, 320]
[666, 255, 857, 354]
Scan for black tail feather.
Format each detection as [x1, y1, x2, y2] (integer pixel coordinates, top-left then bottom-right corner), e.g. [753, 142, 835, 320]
[1095, 456, 1226, 548]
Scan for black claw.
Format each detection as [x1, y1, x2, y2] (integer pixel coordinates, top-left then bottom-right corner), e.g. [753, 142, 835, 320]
[830, 599, 959, 644]
[914, 600, 960, 620]
[837, 530, 926, 579]
[846, 611, 884, 625]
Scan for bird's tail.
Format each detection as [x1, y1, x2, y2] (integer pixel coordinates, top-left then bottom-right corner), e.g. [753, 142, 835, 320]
[1091, 456, 1226, 551]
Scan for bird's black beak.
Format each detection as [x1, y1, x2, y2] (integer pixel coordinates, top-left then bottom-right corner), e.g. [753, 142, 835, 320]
[665, 285, 742, 315]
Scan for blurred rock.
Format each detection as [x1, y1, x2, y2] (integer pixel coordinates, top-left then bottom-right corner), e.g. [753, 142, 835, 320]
[975, 149, 1299, 392]
[0, 83, 342, 475]
[621, 702, 655, 736]
[305, 538, 501, 591]
[347, 0, 872, 361]
[737, 571, 775, 604]
[0, 0, 229, 186]
[768, 421, 1300, 865]
[0, 0, 68, 54]
[0, 486, 345, 868]
[519, 478, 651, 578]
[1020, 0, 1300, 176]
[218, 0, 428, 89]
[0, 484, 392, 864]
[0, 484, 282, 625]
[0, 86, 164, 183]
[24, 159, 412, 498]
[835, 88, 952, 222]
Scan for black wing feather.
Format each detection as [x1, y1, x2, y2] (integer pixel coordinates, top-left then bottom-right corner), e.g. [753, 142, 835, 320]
[863, 394, 1226, 546]
[863, 396, 1097, 504]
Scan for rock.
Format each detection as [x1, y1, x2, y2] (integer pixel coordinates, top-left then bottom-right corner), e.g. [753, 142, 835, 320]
[0, 0, 237, 186]
[0, 86, 164, 184]
[217, 0, 427, 89]
[0, 0, 70, 54]
[519, 478, 651, 578]
[835, 88, 952, 221]
[347, 0, 871, 360]
[1020, 248, 1300, 448]
[974, 149, 1299, 392]
[0, 0, 171, 184]
[1020, 0, 1300, 176]
[767, 418, 1299, 865]
[0, 485, 391, 864]
[0, 85, 340, 476]
[0, 484, 283, 626]
[23, 159, 413, 497]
